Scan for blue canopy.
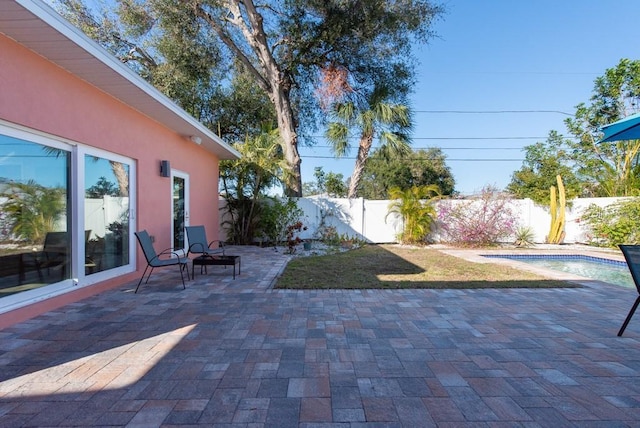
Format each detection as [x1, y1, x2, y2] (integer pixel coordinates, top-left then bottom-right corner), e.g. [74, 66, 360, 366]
[599, 112, 640, 143]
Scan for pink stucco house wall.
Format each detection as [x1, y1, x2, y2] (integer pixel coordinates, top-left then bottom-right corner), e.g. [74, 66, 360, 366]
[0, 0, 239, 327]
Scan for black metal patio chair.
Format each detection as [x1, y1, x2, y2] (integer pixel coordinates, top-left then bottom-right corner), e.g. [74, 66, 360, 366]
[185, 225, 225, 258]
[617, 245, 640, 336]
[134, 230, 189, 293]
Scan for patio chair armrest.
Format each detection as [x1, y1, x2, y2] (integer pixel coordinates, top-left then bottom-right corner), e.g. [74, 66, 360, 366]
[208, 240, 226, 255]
[208, 240, 225, 249]
[158, 247, 186, 259]
[188, 243, 206, 255]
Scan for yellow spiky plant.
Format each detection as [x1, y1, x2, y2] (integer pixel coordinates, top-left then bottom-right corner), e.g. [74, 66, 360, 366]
[547, 174, 566, 244]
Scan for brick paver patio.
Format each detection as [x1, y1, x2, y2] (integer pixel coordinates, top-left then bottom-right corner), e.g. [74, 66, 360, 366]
[2, 245, 640, 427]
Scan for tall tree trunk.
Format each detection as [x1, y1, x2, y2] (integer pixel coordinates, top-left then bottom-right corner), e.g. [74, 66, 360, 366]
[196, 0, 303, 196]
[110, 161, 129, 197]
[273, 90, 302, 197]
[348, 134, 374, 199]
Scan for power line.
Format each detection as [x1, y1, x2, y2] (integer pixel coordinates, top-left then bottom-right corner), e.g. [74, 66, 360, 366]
[301, 155, 524, 162]
[419, 147, 523, 151]
[308, 136, 544, 140]
[410, 136, 551, 140]
[304, 146, 524, 151]
[421, 71, 598, 75]
[307, 135, 578, 141]
[413, 110, 573, 116]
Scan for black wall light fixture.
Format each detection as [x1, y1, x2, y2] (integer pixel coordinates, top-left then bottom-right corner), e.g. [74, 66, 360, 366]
[160, 160, 170, 177]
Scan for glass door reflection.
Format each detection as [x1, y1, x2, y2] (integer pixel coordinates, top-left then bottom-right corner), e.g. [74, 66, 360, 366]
[0, 136, 71, 296]
[84, 155, 130, 274]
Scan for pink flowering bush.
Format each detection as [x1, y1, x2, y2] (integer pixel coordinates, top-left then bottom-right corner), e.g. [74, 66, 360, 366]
[437, 186, 518, 247]
[285, 220, 308, 254]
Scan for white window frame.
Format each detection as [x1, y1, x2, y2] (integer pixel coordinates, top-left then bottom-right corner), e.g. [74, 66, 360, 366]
[81, 146, 137, 286]
[0, 120, 136, 314]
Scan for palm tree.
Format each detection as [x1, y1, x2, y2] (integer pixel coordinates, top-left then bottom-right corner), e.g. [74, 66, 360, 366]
[325, 85, 412, 199]
[1, 180, 66, 244]
[220, 127, 283, 244]
[43, 146, 129, 196]
[386, 185, 440, 244]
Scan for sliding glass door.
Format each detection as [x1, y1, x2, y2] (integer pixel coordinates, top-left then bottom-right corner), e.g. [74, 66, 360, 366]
[0, 122, 135, 312]
[84, 153, 131, 276]
[0, 133, 71, 298]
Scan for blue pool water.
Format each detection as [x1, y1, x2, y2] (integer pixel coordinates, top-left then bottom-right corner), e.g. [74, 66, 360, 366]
[483, 254, 635, 289]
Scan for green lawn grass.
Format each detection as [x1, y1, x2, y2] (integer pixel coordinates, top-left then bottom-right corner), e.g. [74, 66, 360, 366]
[275, 244, 577, 289]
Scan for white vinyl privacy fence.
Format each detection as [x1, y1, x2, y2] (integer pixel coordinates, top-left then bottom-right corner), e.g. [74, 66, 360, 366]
[220, 196, 629, 244]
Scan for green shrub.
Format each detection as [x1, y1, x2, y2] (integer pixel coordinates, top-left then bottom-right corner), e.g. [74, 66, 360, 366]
[258, 197, 305, 250]
[580, 199, 640, 247]
[514, 226, 535, 247]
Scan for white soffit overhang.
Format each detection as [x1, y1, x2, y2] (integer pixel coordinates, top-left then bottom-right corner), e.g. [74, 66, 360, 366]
[0, 0, 240, 160]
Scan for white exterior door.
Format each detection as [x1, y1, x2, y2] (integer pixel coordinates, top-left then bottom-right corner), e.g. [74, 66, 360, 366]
[171, 170, 189, 254]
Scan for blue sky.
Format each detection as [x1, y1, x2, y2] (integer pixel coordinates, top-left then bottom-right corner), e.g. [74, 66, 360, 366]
[298, 0, 640, 195]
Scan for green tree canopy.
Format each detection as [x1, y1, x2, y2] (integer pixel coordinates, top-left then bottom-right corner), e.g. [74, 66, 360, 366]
[303, 167, 347, 197]
[563, 58, 640, 196]
[358, 147, 455, 199]
[86, 177, 120, 198]
[56, 0, 276, 143]
[324, 173, 348, 198]
[56, 0, 445, 196]
[508, 58, 640, 199]
[507, 131, 583, 205]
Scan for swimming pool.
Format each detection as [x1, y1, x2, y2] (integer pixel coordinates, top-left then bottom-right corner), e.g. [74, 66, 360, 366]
[483, 254, 635, 289]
